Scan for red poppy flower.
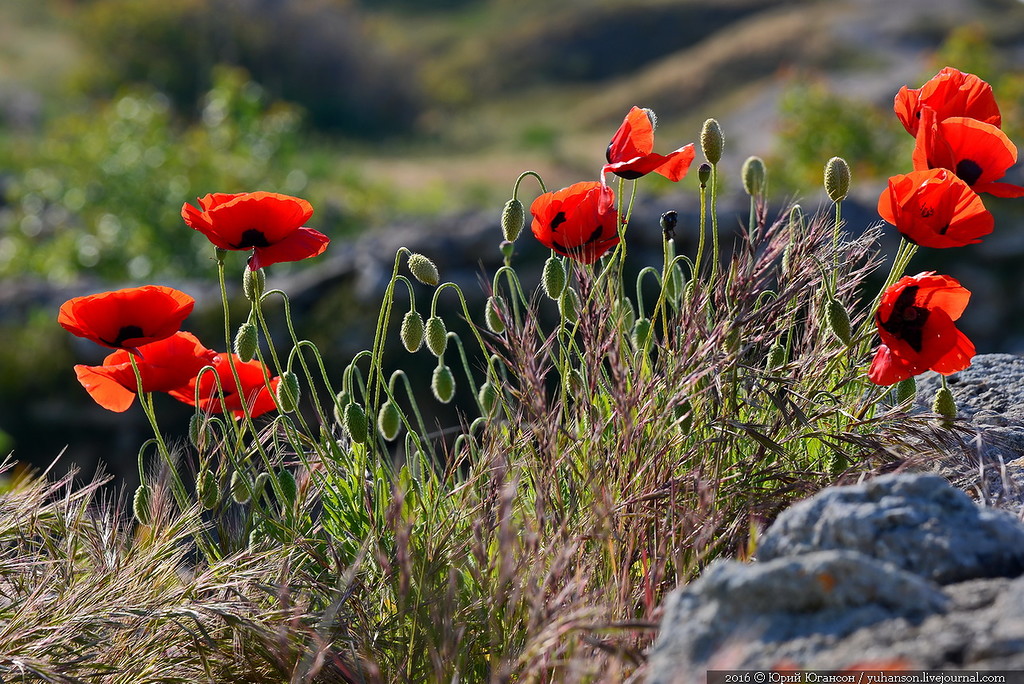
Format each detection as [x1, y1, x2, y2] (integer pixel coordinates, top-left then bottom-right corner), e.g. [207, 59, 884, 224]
[604, 106, 696, 181]
[169, 353, 280, 419]
[912, 108, 1024, 198]
[58, 285, 195, 353]
[530, 181, 619, 264]
[868, 272, 975, 385]
[181, 191, 329, 270]
[894, 67, 1001, 136]
[877, 168, 993, 248]
[74, 332, 217, 412]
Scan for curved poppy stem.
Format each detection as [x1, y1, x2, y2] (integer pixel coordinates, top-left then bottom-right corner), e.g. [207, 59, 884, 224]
[512, 170, 547, 198]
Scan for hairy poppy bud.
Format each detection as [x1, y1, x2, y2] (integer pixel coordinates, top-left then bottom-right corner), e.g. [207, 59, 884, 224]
[825, 297, 852, 346]
[700, 118, 724, 165]
[234, 321, 258, 362]
[615, 298, 636, 333]
[425, 316, 448, 357]
[568, 368, 586, 396]
[477, 382, 499, 417]
[632, 317, 652, 349]
[400, 310, 424, 353]
[276, 371, 300, 413]
[277, 468, 298, 505]
[933, 386, 957, 425]
[431, 364, 456, 404]
[254, 472, 272, 499]
[133, 484, 152, 526]
[542, 256, 566, 300]
[231, 470, 251, 504]
[333, 391, 350, 425]
[741, 156, 766, 196]
[501, 198, 525, 242]
[824, 156, 851, 202]
[674, 398, 693, 433]
[485, 296, 506, 334]
[895, 377, 917, 405]
[559, 286, 579, 324]
[243, 267, 265, 302]
[698, 162, 712, 189]
[189, 413, 208, 450]
[197, 469, 219, 509]
[408, 253, 440, 287]
[378, 400, 402, 441]
[767, 342, 787, 370]
[344, 402, 369, 444]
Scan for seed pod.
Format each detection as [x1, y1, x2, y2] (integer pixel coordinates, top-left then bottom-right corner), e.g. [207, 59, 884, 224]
[499, 240, 515, 260]
[700, 118, 724, 165]
[895, 377, 917, 404]
[344, 402, 369, 444]
[477, 382, 498, 417]
[933, 386, 957, 425]
[741, 156, 766, 196]
[542, 256, 566, 300]
[231, 470, 251, 504]
[234, 321, 258, 361]
[431, 364, 456, 404]
[824, 156, 851, 202]
[400, 310, 425, 352]
[276, 371, 300, 413]
[133, 484, 153, 526]
[485, 296, 506, 334]
[501, 198, 525, 242]
[378, 400, 402, 441]
[277, 468, 298, 505]
[559, 286, 579, 324]
[632, 317, 652, 349]
[697, 162, 712, 188]
[660, 210, 678, 241]
[408, 253, 440, 287]
[197, 469, 219, 510]
[243, 267, 266, 302]
[825, 297, 852, 346]
[425, 316, 448, 357]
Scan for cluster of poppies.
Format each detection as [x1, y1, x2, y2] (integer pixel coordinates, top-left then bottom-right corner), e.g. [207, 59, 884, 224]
[59, 192, 329, 417]
[869, 67, 1021, 385]
[529, 106, 695, 264]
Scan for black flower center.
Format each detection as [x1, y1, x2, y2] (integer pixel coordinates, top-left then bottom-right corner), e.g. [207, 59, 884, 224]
[549, 212, 567, 231]
[104, 324, 145, 347]
[878, 285, 929, 352]
[955, 159, 983, 187]
[234, 229, 271, 249]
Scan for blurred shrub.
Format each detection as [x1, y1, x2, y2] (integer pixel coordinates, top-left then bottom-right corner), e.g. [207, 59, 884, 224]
[0, 67, 307, 283]
[71, 0, 422, 136]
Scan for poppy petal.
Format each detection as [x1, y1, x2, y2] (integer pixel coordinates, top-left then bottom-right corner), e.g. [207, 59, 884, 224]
[607, 107, 655, 164]
[867, 345, 915, 386]
[74, 364, 137, 412]
[249, 227, 330, 270]
[895, 67, 1001, 136]
[58, 285, 195, 351]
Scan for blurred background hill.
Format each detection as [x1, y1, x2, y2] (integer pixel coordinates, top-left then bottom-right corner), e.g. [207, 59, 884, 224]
[3, 0, 1024, 481]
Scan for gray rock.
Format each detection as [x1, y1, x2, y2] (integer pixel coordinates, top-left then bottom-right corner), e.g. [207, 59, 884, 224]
[758, 473, 1024, 584]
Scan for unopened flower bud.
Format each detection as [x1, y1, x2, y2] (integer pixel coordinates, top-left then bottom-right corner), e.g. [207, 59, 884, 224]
[632, 317, 652, 349]
[276, 370, 300, 413]
[674, 398, 693, 433]
[333, 390, 350, 425]
[559, 286, 579, 323]
[189, 413, 208, 450]
[408, 253, 440, 286]
[933, 386, 957, 425]
[133, 484, 152, 526]
[344, 402, 368, 444]
[254, 472, 272, 499]
[742, 156, 766, 196]
[698, 163, 712, 188]
[568, 368, 586, 396]
[231, 470, 251, 504]
[478, 382, 499, 417]
[277, 468, 298, 505]
[501, 198, 525, 242]
[767, 342, 787, 370]
[378, 400, 402, 441]
[895, 377, 917, 405]
[400, 310, 425, 353]
[660, 211, 678, 241]
[825, 297, 852, 346]
[543, 256, 566, 300]
[431, 364, 456, 404]
[197, 469, 219, 509]
[700, 118, 724, 165]
[485, 296, 506, 334]
[243, 267, 265, 302]
[234, 321, 258, 361]
[824, 156, 851, 202]
[616, 298, 636, 332]
[425, 316, 448, 356]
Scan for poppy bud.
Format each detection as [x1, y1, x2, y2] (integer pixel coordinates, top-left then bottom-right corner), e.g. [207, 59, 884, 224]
[231, 470, 251, 504]
[333, 390, 350, 425]
[825, 297, 852, 346]
[615, 298, 636, 332]
[400, 310, 425, 353]
[674, 398, 693, 433]
[698, 162, 712, 189]
[477, 382, 499, 417]
[700, 118, 724, 165]
[742, 156, 766, 196]
[660, 211, 678, 241]
[559, 286, 579, 324]
[568, 368, 586, 396]
[276, 371, 301, 413]
[133, 484, 152, 526]
[234, 321, 259, 362]
[425, 316, 448, 357]
[632, 317, 652, 349]
[431, 364, 456, 404]
[408, 253, 440, 287]
[197, 469, 219, 510]
[501, 198, 525, 242]
[543, 256, 567, 300]
[378, 400, 402, 441]
[188, 413, 208, 451]
[277, 468, 298, 505]
[932, 386, 957, 425]
[254, 472, 273, 500]
[767, 342, 787, 370]
[243, 267, 266, 302]
[824, 156, 851, 202]
[895, 377, 917, 404]
[485, 296, 506, 334]
[344, 402, 369, 444]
